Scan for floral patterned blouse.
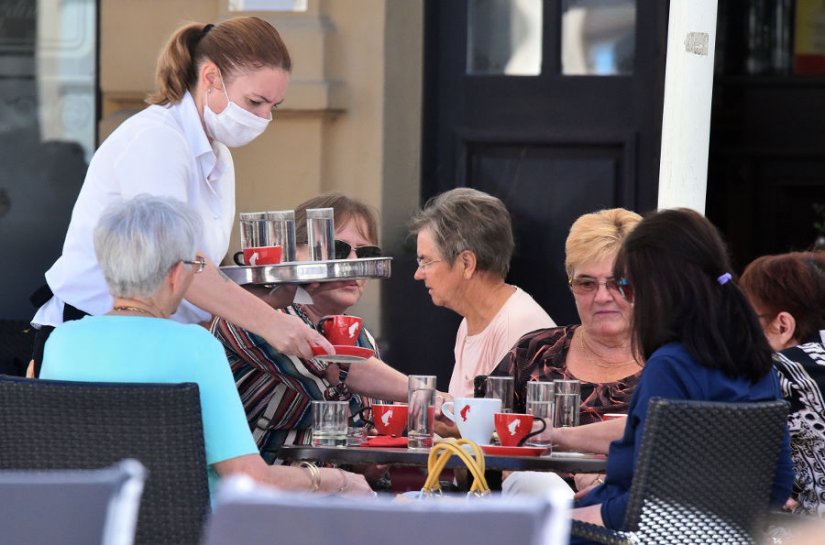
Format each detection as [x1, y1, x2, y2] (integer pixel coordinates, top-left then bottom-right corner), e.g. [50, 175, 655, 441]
[774, 330, 825, 515]
[491, 324, 641, 424]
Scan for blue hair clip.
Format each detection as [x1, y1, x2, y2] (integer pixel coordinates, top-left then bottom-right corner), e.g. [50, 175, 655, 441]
[717, 272, 732, 285]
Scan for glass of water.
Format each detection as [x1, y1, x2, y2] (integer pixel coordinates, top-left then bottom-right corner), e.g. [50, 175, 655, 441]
[311, 400, 348, 447]
[306, 207, 335, 261]
[553, 379, 581, 429]
[525, 381, 554, 448]
[407, 375, 436, 450]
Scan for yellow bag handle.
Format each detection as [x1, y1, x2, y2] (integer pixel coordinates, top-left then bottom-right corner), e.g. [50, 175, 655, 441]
[421, 438, 490, 496]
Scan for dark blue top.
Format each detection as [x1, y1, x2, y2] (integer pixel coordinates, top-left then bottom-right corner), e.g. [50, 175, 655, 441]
[575, 342, 794, 530]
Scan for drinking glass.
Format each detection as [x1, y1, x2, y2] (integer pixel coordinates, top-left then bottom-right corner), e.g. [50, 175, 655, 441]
[553, 380, 581, 428]
[306, 207, 335, 261]
[407, 375, 436, 450]
[311, 400, 348, 447]
[525, 381, 554, 448]
[265, 209, 297, 262]
[484, 376, 514, 412]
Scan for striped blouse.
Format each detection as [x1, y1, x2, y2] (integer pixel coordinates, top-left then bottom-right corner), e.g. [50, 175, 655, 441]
[211, 304, 377, 464]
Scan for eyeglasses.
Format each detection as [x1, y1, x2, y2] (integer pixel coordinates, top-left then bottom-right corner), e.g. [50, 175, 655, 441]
[568, 276, 630, 299]
[416, 257, 443, 271]
[334, 239, 382, 260]
[183, 256, 206, 273]
[616, 278, 633, 303]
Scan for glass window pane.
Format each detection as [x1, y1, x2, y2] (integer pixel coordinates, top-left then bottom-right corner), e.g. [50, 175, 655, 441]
[562, 0, 636, 76]
[467, 0, 543, 76]
[1, 0, 94, 319]
[228, 0, 308, 12]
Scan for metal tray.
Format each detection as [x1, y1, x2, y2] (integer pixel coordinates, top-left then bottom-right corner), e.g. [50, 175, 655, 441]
[220, 257, 392, 285]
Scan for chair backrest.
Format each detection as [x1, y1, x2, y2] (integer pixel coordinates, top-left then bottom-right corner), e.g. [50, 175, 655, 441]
[623, 398, 789, 544]
[0, 376, 210, 545]
[202, 475, 569, 545]
[0, 459, 146, 545]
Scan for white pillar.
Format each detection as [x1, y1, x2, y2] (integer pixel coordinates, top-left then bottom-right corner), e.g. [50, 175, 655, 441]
[657, 0, 718, 214]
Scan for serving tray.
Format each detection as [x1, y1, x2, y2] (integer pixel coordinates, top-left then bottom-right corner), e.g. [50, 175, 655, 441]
[220, 256, 392, 285]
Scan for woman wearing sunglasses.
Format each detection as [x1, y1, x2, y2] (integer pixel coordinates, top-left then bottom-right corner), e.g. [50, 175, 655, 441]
[211, 193, 409, 464]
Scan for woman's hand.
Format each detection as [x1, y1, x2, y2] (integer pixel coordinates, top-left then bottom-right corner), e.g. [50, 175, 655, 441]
[259, 312, 333, 359]
[320, 467, 374, 496]
[573, 473, 605, 500]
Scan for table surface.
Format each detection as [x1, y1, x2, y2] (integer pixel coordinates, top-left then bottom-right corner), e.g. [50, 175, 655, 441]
[278, 444, 607, 473]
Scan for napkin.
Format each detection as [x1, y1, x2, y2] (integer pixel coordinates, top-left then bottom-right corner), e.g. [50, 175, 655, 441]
[292, 286, 314, 304]
[361, 436, 409, 448]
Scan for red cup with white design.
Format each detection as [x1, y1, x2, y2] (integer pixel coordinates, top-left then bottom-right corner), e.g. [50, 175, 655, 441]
[494, 412, 547, 447]
[317, 315, 363, 346]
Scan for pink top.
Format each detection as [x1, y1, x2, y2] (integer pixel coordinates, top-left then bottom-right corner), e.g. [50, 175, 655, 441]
[449, 287, 555, 398]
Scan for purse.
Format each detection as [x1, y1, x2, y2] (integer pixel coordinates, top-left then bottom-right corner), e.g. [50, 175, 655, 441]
[419, 438, 490, 497]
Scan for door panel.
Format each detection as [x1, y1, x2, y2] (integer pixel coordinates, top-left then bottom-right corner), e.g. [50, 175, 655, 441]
[382, 0, 668, 386]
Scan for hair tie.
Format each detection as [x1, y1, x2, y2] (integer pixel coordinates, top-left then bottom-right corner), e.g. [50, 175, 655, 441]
[717, 272, 732, 285]
[202, 24, 214, 36]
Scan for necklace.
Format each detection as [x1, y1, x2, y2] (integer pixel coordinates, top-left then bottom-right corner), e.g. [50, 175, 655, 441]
[578, 327, 639, 369]
[112, 305, 154, 316]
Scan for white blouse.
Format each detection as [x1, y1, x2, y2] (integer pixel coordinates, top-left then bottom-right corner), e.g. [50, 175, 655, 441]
[34, 91, 235, 326]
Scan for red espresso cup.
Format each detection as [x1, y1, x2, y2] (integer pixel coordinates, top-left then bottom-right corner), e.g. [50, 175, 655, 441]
[494, 412, 547, 447]
[243, 245, 282, 266]
[372, 404, 408, 436]
[317, 315, 363, 346]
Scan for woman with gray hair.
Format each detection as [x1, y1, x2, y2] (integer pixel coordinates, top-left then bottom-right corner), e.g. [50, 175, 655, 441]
[41, 195, 372, 496]
[410, 188, 555, 400]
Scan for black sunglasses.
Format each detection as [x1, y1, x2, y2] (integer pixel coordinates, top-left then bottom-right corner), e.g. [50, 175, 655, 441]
[334, 239, 382, 260]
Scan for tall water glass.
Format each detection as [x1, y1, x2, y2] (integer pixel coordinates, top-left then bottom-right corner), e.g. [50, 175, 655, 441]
[407, 375, 436, 450]
[485, 376, 515, 412]
[266, 209, 297, 262]
[306, 207, 335, 261]
[525, 381, 554, 448]
[553, 379, 581, 428]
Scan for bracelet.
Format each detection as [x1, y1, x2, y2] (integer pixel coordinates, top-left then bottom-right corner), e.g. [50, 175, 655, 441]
[337, 468, 348, 494]
[300, 461, 321, 492]
[595, 477, 605, 485]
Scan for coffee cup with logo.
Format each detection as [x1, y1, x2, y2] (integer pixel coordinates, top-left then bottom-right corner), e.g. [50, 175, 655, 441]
[494, 412, 547, 447]
[317, 315, 363, 346]
[441, 397, 501, 445]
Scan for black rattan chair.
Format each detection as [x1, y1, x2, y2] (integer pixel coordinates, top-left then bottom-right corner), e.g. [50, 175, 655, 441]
[572, 397, 789, 545]
[0, 376, 210, 545]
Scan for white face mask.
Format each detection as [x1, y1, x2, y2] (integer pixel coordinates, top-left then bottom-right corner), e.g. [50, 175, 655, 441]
[203, 71, 271, 147]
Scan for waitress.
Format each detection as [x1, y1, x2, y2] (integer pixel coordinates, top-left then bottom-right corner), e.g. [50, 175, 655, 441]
[30, 17, 332, 374]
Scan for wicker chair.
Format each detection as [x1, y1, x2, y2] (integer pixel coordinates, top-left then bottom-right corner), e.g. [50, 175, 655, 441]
[0, 376, 210, 545]
[572, 397, 789, 545]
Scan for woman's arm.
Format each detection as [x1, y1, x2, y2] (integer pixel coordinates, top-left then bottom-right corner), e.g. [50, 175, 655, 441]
[214, 453, 373, 495]
[185, 259, 333, 359]
[572, 503, 604, 526]
[553, 417, 625, 454]
[344, 357, 409, 402]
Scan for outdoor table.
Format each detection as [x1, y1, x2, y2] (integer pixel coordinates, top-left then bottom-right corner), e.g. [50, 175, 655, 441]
[277, 444, 607, 474]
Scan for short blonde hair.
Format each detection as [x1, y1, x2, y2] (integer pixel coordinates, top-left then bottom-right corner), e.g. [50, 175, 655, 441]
[565, 208, 642, 276]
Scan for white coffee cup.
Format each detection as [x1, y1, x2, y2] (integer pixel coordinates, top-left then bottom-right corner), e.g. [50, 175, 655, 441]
[441, 397, 502, 445]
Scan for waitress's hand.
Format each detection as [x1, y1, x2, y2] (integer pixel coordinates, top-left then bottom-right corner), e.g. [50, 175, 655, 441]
[261, 312, 334, 359]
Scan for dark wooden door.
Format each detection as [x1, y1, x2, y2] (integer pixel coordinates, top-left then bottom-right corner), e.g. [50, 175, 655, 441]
[383, 0, 669, 387]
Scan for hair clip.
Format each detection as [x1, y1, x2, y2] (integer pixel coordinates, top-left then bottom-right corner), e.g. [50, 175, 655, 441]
[717, 272, 732, 285]
[203, 23, 214, 35]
